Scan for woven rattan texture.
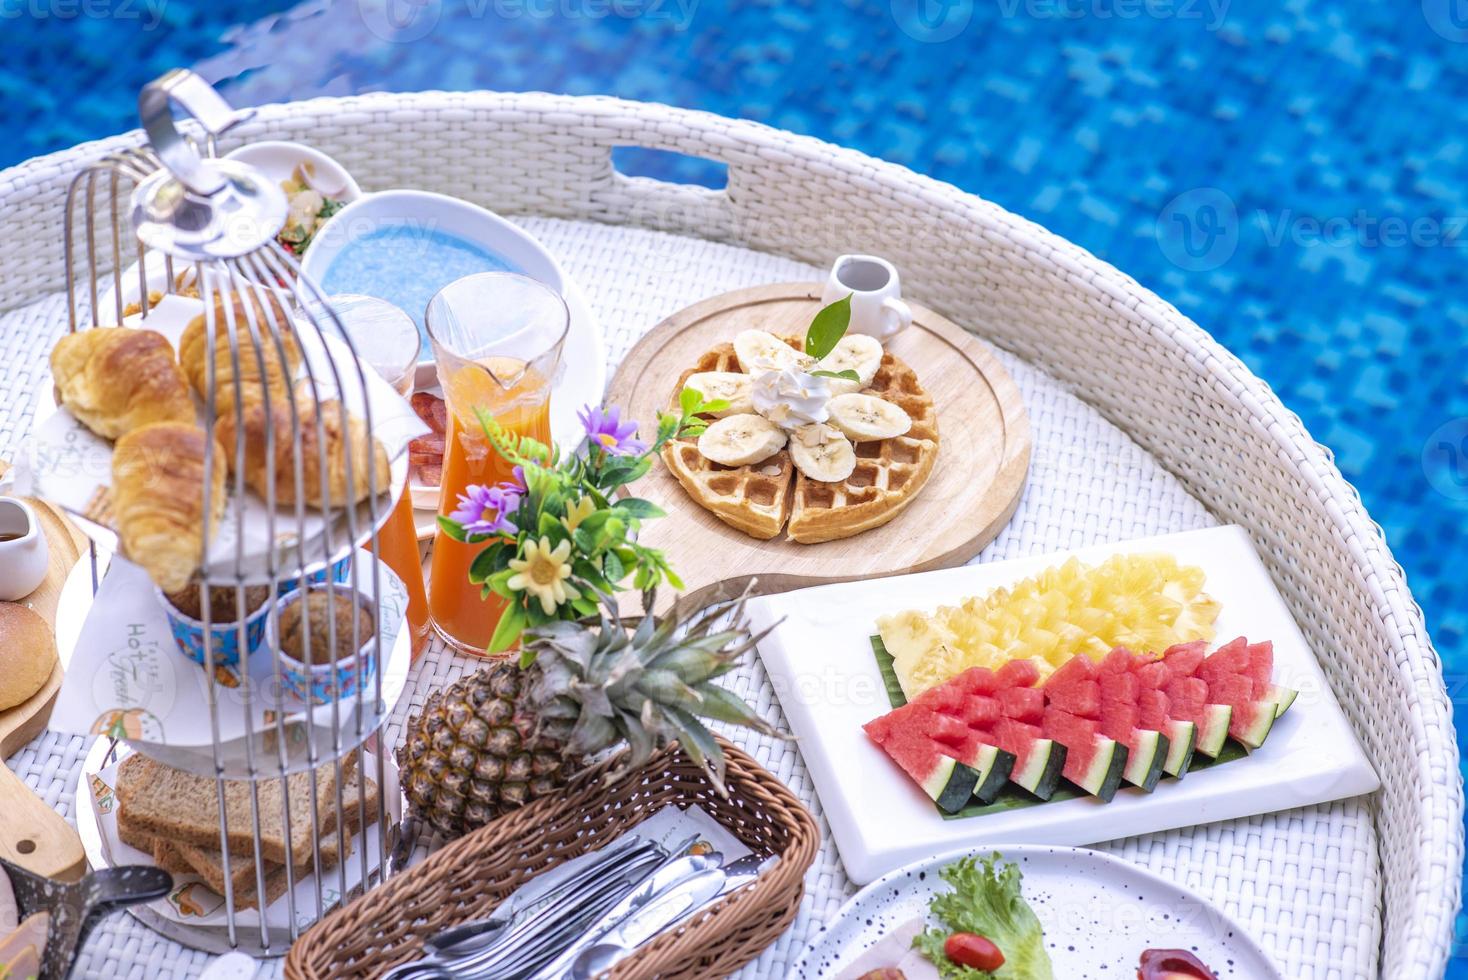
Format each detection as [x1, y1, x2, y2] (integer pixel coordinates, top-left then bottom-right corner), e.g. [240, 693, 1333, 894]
[2, 217, 1381, 979]
[0, 91, 1452, 977]
[284, 738, 820, 979]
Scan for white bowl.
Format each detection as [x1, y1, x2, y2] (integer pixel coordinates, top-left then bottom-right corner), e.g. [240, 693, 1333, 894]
[224, 140, 362, 203]
[299, 189, 607, 502]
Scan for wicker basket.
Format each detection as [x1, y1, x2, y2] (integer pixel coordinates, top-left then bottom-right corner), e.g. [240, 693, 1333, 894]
[282, 737, 819, 979]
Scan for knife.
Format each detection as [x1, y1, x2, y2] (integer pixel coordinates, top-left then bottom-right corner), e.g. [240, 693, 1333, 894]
[565, 867, 729, 979]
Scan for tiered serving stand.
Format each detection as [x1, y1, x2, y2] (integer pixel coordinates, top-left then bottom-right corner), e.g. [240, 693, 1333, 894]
[0, 91, 1459, 978]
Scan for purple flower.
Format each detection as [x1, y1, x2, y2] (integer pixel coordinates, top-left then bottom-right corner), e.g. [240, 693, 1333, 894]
[579, 404, 647, 456]
[498, 464, 528, 495]
[450, 484, 520, 538]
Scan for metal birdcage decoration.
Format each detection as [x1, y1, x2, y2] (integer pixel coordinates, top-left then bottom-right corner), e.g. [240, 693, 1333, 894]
[53, 69, 406, 957]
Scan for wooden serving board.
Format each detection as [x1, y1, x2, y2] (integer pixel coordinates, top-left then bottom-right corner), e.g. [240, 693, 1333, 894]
[0, 458, 89, 880]
[606, 283, 1031, 612]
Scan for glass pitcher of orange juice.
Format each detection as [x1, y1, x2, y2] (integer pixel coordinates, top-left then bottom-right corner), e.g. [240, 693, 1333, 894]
[425, 273, 568, 656]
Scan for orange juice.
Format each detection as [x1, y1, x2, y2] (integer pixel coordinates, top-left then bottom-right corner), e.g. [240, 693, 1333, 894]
[428, 360, 551, 654]
[372, 488, 431, 657]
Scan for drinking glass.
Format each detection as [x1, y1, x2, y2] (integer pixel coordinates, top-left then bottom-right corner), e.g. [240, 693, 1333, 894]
[425, 273, 568, 655]
[319, 294, 432, 657]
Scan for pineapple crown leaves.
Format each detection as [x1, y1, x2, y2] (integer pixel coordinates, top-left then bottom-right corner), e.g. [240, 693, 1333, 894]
[518, 585, 783, 792]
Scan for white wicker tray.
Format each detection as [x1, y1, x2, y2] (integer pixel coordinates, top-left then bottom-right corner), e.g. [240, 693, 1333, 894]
[0, 92, 1458, 979]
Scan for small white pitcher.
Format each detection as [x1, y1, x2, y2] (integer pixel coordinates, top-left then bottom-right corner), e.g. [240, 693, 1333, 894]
[821, 254, 913, 343]
[0, 498, 49, 601]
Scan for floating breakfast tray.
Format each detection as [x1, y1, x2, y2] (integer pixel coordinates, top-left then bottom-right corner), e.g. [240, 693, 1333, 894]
[607, 282, 1031, 610]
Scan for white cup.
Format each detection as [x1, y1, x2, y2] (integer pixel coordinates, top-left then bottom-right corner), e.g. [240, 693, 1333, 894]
[821, 254, 913, 343]
[0, 498, 48, 601]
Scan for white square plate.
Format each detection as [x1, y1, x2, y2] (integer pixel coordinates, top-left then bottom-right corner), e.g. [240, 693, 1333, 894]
[746, 525, 1379, 885]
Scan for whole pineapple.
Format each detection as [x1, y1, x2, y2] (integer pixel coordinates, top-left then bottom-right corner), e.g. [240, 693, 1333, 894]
[397, 590, 776, 838]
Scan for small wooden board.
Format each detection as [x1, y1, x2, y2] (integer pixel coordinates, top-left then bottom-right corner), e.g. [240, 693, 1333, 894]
[606, 283, 1031, 611]
[0, 458, 89, 880]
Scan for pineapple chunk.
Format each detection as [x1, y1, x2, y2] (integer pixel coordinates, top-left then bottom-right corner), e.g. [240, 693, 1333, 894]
[879, 553, 1221, 697]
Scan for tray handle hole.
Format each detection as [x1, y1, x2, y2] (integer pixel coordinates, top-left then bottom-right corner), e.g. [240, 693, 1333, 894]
[612, 147, 728, 190]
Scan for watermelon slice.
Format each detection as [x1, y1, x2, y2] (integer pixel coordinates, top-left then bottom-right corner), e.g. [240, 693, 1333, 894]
[863, 724, 978, 812]
[865, 703, 1014, 805]
[1099, 667, 1169, 791]
[1041, 707, 1128, 801]
[1044, 655, 1102, 715]
[1199, 640, 1278, 749]
[990, 717, 1066, 800]
[1164, 675, 1232, 758]
[1137, 687, 1197, 777]
[902, 664, 1065, 801]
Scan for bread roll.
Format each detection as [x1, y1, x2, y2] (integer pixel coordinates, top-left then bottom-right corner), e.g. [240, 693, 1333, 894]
[112, 422, 227, 593]
[214, 398, 389, 510]
[179, 290, 301, 418]
[50, 327, 194, 440]
[0, 602, 57, 711]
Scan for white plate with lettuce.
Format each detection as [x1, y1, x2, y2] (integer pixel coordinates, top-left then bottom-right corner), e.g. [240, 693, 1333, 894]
[793, 845, 1281, 979]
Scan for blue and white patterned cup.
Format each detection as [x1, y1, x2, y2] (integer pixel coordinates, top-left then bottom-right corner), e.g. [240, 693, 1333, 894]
[158, 585, 273, 667]
[271, 583, 378, 705]
[274, 553, 353, 596]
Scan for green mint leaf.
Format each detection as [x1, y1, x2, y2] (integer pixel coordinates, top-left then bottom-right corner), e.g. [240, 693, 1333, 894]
[700, 398, 730, 414]
[811, 369, 860, 382]
[805, 293, 852, 360]
[679, 386, 705, 418]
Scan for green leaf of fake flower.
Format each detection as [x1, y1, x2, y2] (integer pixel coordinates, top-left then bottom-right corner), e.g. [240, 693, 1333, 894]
[805, 293, 852, 360]
[436, 515, 469, 543]
[811, 368, 860, 382]
[603, 549, 625, 583]
[468, 546, 500, 584]
[613, 498, 666, 519]
[488, 601, 528, 655]
[678, 386, 705, 418]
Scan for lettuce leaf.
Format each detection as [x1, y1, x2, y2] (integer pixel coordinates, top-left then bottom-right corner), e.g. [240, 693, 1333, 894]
[912, 853, 1054, 980]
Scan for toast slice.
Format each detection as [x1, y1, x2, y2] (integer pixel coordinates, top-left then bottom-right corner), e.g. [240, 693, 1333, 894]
[116, 753, 365, 866]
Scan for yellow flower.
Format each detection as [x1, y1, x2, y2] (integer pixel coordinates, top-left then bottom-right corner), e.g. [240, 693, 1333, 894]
[562, 495, 597, 532]
[507, 536, 581, 616]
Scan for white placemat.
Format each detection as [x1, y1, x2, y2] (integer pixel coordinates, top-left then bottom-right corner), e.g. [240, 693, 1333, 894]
[0, 216, 1381, 979]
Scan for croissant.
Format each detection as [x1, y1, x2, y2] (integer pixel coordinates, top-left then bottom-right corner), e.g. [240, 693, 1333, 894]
[112, 422, 227, 593]
[50, 328, 195, 440]
[214, 398, 390, 510]
[179, 290, 301, 418]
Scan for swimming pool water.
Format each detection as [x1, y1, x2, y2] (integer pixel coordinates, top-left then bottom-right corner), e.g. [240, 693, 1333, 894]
[4, 0, 1467, 968]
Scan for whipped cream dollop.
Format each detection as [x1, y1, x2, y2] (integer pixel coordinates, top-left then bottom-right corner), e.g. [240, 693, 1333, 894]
[752, 366, 832, 430]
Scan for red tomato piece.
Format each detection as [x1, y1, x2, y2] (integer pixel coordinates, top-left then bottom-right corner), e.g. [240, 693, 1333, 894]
[944, 932, 1005, 972]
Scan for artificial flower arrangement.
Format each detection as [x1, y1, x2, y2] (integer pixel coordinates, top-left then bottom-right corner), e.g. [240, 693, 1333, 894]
[436, 389, 726, 653]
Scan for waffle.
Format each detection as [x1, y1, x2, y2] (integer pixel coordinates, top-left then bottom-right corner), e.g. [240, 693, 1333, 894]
[661, 344, 795, 539]
[787, 350, 939, 542]
[661, 335, 939, 543]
